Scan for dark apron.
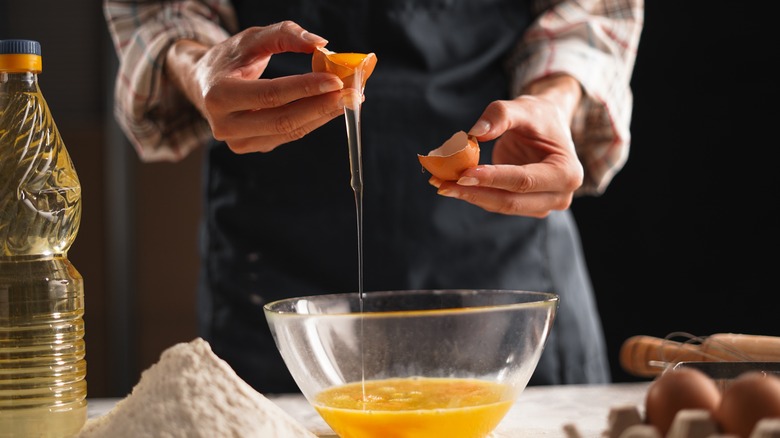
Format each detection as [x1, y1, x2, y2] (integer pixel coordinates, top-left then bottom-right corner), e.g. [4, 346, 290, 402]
[198, 0, 610, 393]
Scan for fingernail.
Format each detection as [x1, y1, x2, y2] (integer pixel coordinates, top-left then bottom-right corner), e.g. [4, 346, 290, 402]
[437, 187, 457, 198]
[457, 177, 479, 186]
[320, 77, 343, 93]
[469, 120, 491, 136]
[302, 31, 327, 44]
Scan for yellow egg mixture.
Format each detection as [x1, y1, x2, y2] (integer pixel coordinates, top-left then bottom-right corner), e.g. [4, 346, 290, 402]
[314, 377, 514, 438]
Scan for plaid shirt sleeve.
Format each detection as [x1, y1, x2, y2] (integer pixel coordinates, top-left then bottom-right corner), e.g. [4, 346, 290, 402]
[508, 0, 644, 195]
[104, 0, 644, 188]
[103, 0, 238, 162]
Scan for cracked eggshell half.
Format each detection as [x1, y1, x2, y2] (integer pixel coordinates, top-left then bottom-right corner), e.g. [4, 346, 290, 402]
[418, 130, 480, 181]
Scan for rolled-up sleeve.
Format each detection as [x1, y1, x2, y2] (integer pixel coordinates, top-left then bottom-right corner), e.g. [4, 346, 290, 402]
[508, 0, 644, 195]
[103, 0, 238, 162]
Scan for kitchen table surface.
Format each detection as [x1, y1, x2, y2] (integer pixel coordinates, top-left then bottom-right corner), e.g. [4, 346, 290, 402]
[87, 381, 651, 437]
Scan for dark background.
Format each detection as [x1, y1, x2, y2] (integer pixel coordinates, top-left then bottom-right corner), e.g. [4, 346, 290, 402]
[2, 1, 778, 395]
[571, 2, 779, 382]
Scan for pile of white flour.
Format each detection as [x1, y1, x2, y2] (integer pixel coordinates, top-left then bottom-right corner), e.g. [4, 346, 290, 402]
[77, 338, 317, 438]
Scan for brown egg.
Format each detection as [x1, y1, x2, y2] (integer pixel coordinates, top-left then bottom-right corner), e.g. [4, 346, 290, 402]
[311, 47, 377, 91]
[417, 131, 480, 181]
[716, 371, 780, 438]
[644, 367, 722, 436]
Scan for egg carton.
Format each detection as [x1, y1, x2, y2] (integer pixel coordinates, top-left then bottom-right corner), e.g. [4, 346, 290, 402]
[562, 362, 780, 438]
[566, 405, 780, 438]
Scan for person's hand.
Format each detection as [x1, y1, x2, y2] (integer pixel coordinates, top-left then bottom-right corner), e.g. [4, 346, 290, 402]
[429, 75, 584, 218]
[164, 21, 347, 154]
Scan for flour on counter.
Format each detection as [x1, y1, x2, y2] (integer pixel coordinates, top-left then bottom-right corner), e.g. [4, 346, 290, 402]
[77, 338, 317, 438]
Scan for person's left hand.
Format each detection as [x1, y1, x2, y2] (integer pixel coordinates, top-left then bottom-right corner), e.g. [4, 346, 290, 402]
[428, 94, 583, 218]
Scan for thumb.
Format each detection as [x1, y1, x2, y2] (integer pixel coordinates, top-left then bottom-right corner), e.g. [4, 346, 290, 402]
[468, 100, 516, 142]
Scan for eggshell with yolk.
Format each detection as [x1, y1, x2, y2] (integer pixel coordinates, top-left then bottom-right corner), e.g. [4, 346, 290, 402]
[311, 47, 376, 91]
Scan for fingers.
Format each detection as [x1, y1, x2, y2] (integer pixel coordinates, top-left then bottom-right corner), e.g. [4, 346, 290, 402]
[427, 164, 578, 217]
[207, 74, 343, 112]
[432, 177, 572, 218]
[224, 106, 344, 154]
[239, 21, 328, 58]
[468, 97, 566, 143]
[467, 100, 518, 142]
[461, 163, 581, 195]
[211, 92, 344, 148]
[454, 190, 567, 217]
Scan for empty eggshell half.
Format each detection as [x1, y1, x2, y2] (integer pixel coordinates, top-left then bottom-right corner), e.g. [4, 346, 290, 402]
[418, 131, 480, 181]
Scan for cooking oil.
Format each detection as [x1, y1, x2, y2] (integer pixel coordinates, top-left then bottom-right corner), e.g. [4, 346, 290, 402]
[0, 39, 87, 437]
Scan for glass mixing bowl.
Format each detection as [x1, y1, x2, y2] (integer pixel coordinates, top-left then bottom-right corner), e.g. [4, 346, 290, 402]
[264, 289, 558, 438]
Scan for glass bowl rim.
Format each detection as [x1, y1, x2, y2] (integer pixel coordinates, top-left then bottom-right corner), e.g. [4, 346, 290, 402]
[263, 289, 559, 318]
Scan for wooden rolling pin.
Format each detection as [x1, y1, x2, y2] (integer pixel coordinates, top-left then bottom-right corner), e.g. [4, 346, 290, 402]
[620, 333, 780, 377]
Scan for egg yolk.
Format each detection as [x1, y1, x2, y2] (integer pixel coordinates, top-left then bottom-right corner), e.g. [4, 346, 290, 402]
[324, 53, 369, 69]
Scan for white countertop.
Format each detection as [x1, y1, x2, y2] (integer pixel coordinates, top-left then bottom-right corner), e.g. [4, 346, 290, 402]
[87, 382, 651, 437]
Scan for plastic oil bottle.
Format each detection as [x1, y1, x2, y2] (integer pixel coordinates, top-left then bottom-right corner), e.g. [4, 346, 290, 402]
[0, 39, 87, 437]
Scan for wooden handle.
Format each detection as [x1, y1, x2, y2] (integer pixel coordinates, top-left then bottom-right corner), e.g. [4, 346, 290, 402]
[620, 335, 708, 377]
[619, 333, 780, 378]
[703, 333, 780, 362]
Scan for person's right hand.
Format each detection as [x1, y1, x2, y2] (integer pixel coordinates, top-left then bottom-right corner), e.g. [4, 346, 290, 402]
[164, 21, 346, 154]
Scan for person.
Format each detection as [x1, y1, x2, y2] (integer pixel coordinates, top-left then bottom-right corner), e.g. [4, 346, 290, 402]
[103, 0, 643, 393]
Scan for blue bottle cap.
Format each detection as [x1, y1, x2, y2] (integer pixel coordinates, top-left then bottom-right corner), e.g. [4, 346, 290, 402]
[0, 39, 42, 56]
